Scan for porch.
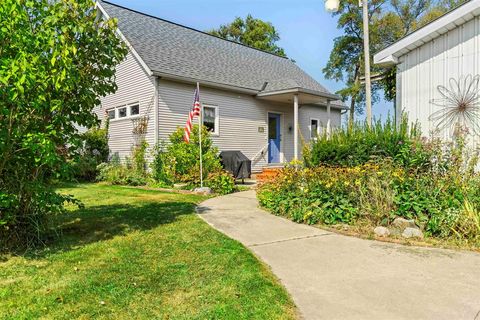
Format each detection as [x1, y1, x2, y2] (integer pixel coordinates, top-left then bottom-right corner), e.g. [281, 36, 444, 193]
[256, 87, 343, 165]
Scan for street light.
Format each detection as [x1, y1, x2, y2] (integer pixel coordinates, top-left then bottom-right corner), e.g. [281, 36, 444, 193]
[325, 0, 340, 12]
[324, 0, 372, 127]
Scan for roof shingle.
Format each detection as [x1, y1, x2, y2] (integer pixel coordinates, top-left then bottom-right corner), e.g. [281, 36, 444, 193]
[100, 1, 333, 95]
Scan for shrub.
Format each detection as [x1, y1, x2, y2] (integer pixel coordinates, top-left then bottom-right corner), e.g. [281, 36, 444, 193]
[206, 170, 236, 195]
[132, 141, 148, 175]
[96, 161, 147, 186]
[151, 125, 222, 186]
[71, 127, 109, 182]
[257, 164, 361, 225]
[305, 116, 426, 169]
[151, 142, 174, 187]
[0, 0, 127, 250]
[259, 132, 480, 245]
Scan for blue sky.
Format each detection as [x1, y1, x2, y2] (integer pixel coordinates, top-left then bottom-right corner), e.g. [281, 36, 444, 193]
[107, 0, 392, 120]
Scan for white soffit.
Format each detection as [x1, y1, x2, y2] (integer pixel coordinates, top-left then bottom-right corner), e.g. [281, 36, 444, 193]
[374, 0, 480, 66]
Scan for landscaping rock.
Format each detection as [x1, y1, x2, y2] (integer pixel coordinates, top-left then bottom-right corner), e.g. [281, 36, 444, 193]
[402, 227, 424, 239]
[194, 187, 212, 195]
[374, 226, 390, 237]
[392, 217, 417, 230]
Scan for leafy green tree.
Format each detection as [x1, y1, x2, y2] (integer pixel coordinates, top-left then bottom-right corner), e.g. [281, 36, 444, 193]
[376, 0, 465, 109]
[324, 0, 458, 124]
[0, 0, 127, 249]
[208, 14, 287, 57]
[323, 0, 384, 126]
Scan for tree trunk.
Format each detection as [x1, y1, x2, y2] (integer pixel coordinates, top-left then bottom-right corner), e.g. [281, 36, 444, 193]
[348, 65, 360, 129]
[349, 98, 356, 129]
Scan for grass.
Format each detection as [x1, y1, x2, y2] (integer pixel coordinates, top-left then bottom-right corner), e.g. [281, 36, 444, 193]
[0, 183, 296, 320]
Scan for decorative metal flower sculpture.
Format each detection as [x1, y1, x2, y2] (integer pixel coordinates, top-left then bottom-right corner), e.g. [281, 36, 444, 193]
[429, 74, 480, 135]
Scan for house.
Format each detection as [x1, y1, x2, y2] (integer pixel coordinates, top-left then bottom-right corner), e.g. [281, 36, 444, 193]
[97, 1, 344, 172]
[374, 0, 480, 144]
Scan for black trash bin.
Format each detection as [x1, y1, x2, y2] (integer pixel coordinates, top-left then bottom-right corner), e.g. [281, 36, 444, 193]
[219, 151, 251, 181]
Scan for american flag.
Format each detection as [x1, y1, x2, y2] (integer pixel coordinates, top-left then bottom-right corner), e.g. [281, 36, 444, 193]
[183, 86, 201, 143]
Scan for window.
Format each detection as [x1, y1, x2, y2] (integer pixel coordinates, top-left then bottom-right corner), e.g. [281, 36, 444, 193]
[130, 104, 140, 116]
[107, 109, 116, 120]
[203, 105, 219, 135]
[310, 118, 320, 139]
[118, 107, 127, 118]
[107, 102, 140, 121]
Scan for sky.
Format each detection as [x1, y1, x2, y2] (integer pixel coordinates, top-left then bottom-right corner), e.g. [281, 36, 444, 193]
[107, 0, 393, 121]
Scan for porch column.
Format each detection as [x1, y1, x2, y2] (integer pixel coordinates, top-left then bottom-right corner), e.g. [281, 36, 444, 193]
[326, 100, 331, 139]
[294, 94, 299, 160]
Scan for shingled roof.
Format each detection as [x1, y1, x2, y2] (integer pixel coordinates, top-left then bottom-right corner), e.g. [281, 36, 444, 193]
[99, 1, 336, 97]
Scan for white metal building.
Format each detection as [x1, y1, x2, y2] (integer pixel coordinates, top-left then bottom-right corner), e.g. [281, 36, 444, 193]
[374, 0, 480, 141]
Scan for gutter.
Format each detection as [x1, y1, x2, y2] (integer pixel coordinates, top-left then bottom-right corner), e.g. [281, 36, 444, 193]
[257, 87, 342, 102]
[151, 71, 260, 95]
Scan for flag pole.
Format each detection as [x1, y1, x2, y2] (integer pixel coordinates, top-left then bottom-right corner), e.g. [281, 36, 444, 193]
[197, 82, 203, 188]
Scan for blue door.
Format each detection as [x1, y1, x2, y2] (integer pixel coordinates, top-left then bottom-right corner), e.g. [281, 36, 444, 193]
[268, 113, 281, 163]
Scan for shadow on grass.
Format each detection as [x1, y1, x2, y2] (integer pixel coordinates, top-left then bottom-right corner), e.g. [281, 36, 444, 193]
[22, 200, 196, 259]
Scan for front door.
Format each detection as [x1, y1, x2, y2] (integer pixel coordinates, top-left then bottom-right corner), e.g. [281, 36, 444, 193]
[268, 113, 281, 163]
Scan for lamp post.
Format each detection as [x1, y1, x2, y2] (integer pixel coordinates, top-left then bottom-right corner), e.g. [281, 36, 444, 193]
[325, 0, 372, 127]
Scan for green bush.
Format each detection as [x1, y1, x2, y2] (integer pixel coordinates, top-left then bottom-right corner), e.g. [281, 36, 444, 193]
[259, 131, 480, 245]
[71, 127, 109, 181]
[151, 142, 174, 187]
[96, 160, 148, 186]
[206, 170, 236, 195]
[0, 0, 127, 251]
[305, 116, 427, 169]
[132, 141, 148, 175]
[151, 125, 223, 187]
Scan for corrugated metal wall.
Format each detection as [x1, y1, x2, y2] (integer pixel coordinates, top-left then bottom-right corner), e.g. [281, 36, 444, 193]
[398, 15, 480, 144]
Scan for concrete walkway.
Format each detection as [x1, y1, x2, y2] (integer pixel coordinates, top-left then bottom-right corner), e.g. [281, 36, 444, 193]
[197, 190, 480, 320]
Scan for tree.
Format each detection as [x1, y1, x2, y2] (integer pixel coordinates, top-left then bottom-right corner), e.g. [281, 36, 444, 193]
[377, 0, 466, 107]
[0, 0, 127, 249]
[208, 14, 287, 57]
[323, 0, 384, 126]
[377, 0, 434, 106]
[324, 0, 461, 124]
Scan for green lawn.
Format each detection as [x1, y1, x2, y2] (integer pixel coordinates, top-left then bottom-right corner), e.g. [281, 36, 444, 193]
[0, 184, 296, 320]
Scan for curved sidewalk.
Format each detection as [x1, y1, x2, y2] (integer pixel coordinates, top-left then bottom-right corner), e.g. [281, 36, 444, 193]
[197, 190, 480, 320]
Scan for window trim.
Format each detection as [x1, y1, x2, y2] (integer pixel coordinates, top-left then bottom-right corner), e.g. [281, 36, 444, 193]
[106, 102, 141, 121]
[202, 104, 219, 136]
[310, 118, 320, 140]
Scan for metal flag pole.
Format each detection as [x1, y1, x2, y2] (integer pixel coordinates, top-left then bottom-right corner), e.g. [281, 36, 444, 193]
[197, 82, 203, 188]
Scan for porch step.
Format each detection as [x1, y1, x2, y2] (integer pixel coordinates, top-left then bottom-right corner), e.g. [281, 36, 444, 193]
[256, 166, 284, 183]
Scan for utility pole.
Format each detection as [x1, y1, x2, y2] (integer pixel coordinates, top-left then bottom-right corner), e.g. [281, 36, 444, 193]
[361, 0, 372, 127]
[325, 0, 373, 126]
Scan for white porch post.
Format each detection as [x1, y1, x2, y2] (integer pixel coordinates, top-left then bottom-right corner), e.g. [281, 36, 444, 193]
[326, 100, 331, 139]
[294, 94, 299, 160]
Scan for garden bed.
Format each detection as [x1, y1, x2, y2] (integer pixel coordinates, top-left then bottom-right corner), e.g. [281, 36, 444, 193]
[257, 119, 480, 251]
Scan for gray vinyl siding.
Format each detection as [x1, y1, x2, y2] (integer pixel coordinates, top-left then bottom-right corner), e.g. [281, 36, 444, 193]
[157, 79, 340, 172]
[98, 51, 156, 160]
[100, 53, 340, 171]
[299, 105, 342, 143]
